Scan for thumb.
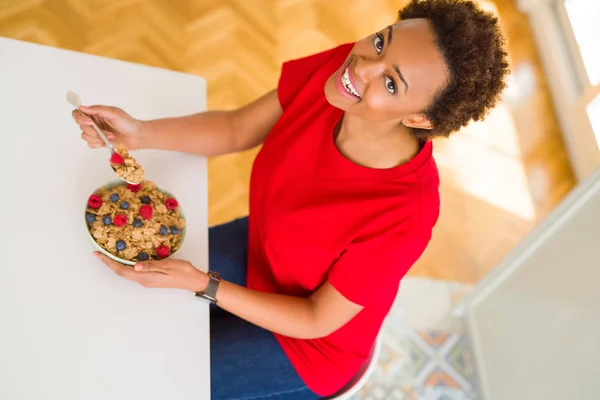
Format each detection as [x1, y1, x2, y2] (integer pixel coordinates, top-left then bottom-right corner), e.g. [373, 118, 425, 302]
[80, 105, 120, 118]
[134, 260, 166, 273]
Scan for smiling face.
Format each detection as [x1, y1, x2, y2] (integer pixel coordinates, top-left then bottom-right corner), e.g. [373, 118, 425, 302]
[324, 18, 449, 130]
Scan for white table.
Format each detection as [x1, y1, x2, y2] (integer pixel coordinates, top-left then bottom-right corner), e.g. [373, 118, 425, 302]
[0, 38, 210, 400]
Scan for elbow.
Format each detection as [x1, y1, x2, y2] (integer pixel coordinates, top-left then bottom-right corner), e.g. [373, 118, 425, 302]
[292, 326, 332, 340]
[300, 310, 344, 340]
[296, 298, 362, 339]
[299, 322, 341, 340]
[226, 112, 246, 153]
[228, 110, 262, 153]
[309, 328, 335, 340]
[284, 316, 332, 340]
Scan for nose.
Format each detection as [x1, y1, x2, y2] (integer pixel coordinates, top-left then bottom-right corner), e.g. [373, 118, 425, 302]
[353, 57, 385, 83]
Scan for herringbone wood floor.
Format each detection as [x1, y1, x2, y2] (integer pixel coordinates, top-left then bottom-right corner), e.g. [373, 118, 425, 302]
[0, 0, 576, 283]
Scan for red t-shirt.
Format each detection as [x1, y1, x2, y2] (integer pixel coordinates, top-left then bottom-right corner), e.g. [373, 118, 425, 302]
[246, 43, 441, 396]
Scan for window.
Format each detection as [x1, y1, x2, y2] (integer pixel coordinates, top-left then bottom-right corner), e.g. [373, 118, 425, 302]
[587, 94, 600, 145]
[519, 0, 600, 178]
[555, 0, 600, 150]
[563, 0, 600, 86]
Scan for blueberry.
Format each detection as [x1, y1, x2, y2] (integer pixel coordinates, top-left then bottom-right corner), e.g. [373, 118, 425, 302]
[170, 225, 180, 234]
[159, 225, 169, 236]
[110, 193, 120, 202]
[120, 201, 129, 210]
[115, 240, 126, 251]
[85, 212, 96, 224]
[132, 218, 143, 228]
[140, 195, 151, 204]
[102, 215, 112, 225]
[138, 252, 149, 261]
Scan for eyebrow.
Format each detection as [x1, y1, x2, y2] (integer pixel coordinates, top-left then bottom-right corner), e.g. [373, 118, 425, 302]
[386, 25, 409, 93]
[394, 65, 409, 94]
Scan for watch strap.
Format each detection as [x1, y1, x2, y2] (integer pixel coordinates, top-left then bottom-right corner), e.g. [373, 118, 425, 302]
[195, 271, 221, 304]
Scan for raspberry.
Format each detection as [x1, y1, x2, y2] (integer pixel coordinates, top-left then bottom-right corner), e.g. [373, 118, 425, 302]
[110, 152, 124, 165]
[114, 214, 127, 227]
[127, 183, 142, 192]
[165, 198, 178, 210]
[139, 204, 153, 220]
[88, 194, 102, 209]
[156, 245, 170, 259]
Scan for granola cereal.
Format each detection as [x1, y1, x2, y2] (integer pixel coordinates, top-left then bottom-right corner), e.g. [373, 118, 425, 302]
[109, 144, 145, 184]
[85, 180, 186, 262]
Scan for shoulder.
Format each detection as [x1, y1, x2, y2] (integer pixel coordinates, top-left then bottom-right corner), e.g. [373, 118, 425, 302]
[369, 161, 441, 241]
[280, 43, 354, 76]
[278, 43, 354, 109]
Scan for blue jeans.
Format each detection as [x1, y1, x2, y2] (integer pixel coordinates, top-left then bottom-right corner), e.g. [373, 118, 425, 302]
[209, 217, 320, 400]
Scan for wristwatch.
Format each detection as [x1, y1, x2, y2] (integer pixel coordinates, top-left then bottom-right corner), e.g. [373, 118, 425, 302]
[195, 271, 221, 304]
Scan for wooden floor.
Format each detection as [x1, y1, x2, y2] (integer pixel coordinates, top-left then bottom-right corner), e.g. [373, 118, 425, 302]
[0, 0, 576, 283]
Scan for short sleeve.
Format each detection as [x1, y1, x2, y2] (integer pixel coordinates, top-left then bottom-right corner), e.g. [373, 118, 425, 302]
[327, 232, 429, 308]
[277, 44, 351, 110]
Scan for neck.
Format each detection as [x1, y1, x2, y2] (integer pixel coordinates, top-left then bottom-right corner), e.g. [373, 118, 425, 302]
[334, 113, 421, 169]
[337, 113, 406, 140]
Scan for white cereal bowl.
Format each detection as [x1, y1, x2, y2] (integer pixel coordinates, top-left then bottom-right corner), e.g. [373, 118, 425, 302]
[84, 179, 186, 266]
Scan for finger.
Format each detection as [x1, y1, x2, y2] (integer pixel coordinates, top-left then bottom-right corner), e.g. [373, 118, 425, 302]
[81, 132, 99, 143]
[81, 125, 98, 137]
[93, 252, 166, 289]
[81, 129, 114, 145]
[80, 123, 115, 140]
[81, 133, 104, 148]
[82, 130, 113, 142]
[72, 110, 93, 126]
[134, 260, 168, 273]
[94, 252, 136, 279]
[80, 105, 118, 118]
[84, 139, 105, 148]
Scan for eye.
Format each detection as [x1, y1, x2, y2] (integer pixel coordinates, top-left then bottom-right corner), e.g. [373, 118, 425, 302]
[372, 33, 384, 54]
[384, 76, 397, 95]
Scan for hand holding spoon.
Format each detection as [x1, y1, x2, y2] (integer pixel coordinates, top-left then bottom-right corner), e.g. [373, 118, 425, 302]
[67, 91, 115, 155]
[67, 91, 143, 185]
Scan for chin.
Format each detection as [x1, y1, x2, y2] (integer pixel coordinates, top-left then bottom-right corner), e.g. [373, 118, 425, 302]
[323, 77, 343, 109]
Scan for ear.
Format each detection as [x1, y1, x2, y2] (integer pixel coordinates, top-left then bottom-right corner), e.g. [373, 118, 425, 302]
[402, 114, 433, 130]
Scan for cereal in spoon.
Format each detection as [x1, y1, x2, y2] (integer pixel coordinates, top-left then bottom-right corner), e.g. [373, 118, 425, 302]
[109, 144, 145, 184]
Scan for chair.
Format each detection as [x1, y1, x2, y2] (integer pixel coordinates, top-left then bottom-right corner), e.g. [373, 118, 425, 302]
[323, 333, 383, 400]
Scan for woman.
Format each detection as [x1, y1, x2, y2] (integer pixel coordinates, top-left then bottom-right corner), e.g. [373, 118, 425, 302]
[73, 0, 509, 398]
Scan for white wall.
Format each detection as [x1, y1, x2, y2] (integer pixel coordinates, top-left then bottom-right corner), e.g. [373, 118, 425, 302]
[457, 165, 600, 399]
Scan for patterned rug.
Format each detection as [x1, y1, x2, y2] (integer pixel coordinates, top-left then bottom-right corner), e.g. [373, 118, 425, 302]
[355, 278, 480, 400]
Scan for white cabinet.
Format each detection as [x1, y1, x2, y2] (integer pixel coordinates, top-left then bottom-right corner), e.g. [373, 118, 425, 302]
[456, 166, 600, 399]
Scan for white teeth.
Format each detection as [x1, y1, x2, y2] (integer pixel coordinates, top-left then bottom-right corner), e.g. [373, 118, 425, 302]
[341, 68, 360, 98]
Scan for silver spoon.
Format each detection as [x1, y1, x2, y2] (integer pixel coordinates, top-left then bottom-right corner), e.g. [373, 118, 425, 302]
[67, 91, 140, 185]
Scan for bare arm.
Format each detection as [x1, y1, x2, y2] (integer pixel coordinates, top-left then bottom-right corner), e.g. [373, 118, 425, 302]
[96, 254, 363, 340]
[212, 280, 363, 339]
[142, 89, 282, 157]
